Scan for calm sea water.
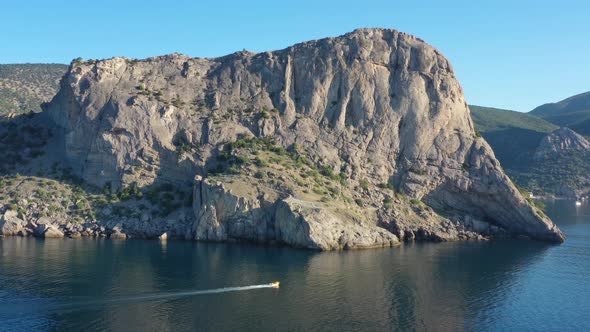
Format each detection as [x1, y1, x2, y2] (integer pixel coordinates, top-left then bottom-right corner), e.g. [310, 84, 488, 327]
[1, 200, 589, 331]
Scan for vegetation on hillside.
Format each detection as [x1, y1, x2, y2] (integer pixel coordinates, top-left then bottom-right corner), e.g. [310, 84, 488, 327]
[471, 104, 590, 197]
[571, 118, 590, 137]
[208, 136, 354, 203]
[470, 105, 558, 133]
[0, 64, 67, 115]
[508, 150, 590, 197]
[469, 105, 557, 169]
[529, 91, 590, 136]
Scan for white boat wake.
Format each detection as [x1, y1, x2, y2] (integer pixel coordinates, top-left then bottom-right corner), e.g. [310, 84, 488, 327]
[41, 282, 281, 313]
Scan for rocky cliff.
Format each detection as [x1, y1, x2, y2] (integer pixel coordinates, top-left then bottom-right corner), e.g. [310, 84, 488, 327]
[534, 127, 590, 160]
[17, 28, 564, 247]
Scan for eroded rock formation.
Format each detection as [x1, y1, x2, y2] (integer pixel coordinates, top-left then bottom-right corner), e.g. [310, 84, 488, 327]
[33, 28, 564, 247]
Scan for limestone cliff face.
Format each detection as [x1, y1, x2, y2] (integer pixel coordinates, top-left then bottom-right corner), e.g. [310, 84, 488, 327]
[45, 28, 565, 245]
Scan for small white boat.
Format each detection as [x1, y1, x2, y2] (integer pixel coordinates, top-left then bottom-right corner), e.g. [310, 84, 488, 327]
[576, 201, 582, 206]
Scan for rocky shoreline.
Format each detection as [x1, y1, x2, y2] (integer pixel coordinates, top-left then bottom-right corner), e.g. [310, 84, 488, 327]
[1, 174, 530, 249]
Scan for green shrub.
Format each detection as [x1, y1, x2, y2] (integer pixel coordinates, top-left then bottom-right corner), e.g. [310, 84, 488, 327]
[383, 197, 393, 209]
[378, 182, 395, 191]
[117, 183, 142, 201]
[254, 157, 268, 167]
[94, 197, 108, 206]
[359, 179, 369, 190]
[533, 200, 546, 210]
[228, 165, 240, 174]
[320, 165, 335, 178]
[411, 168, 427, 176]
[313, 187, 325, 195]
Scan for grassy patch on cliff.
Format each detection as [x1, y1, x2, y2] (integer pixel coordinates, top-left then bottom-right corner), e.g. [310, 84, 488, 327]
[205, 136, 376, 217]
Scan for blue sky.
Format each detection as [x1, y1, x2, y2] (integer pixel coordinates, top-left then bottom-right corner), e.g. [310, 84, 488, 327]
[1, 0, 588, 111]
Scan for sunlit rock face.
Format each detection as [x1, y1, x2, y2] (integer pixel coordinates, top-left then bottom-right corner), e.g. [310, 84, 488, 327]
[44, 28, 564, 247]
[534, 127, 590, 159]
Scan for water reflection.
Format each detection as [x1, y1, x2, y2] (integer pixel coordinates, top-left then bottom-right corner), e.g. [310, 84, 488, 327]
[0, 200, 588, 331]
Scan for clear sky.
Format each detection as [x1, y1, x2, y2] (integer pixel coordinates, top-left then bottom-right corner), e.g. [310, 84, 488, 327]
[1, 0, 588, 112]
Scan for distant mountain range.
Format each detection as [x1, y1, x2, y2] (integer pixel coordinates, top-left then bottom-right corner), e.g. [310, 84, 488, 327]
[530, 91, 590, 137]
[470, 94, 590, 198]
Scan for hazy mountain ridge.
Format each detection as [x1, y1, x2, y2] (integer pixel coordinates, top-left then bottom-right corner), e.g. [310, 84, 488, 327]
[530, 91, 590, 136]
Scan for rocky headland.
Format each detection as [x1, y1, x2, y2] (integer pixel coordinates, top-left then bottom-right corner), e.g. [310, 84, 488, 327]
[0, 28, 565, 249]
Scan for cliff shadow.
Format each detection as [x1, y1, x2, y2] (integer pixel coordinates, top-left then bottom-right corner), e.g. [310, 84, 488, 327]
[481, 127, 546, 170]
[0, 112, 195, 238]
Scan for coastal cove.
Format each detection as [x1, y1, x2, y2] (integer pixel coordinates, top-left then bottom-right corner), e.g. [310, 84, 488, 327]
[1, 199, 588, 331]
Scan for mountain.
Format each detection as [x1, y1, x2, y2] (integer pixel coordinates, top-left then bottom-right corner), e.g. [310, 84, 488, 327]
[469, 105, 557, 168]
[534, 127, 590, 159]
[570, 118, 590, 137]
[530, 91, 590, 136]
[514, 128, 590, 197]
[0, 64, 68, 115]
[471, 104, 590, 198]
[0, 28, 564, 246]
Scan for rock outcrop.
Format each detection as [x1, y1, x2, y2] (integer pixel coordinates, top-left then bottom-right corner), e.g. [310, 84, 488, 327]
[534, 127, 590, 160]
[34, 223, 64, 238]
[191, 176, 399, 249]
[274, 197, 399, 249]
[39, 28, 564, 247]
[0, 210, 25, 236]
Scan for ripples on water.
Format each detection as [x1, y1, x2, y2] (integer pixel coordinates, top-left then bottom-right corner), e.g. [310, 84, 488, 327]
[0, 200, 589, 331]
